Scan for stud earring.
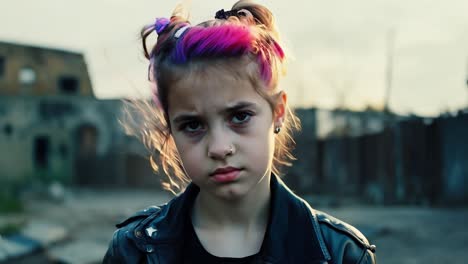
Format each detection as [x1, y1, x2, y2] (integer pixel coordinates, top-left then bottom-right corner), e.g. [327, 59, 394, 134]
[274, 126, 281, 134]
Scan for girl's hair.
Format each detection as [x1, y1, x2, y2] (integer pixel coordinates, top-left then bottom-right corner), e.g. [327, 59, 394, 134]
[124, 0, 300, 193]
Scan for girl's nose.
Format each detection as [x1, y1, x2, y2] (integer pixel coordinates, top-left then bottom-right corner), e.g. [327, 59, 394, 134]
[207, 130, 235, 160]
[208, 144, 235, 160]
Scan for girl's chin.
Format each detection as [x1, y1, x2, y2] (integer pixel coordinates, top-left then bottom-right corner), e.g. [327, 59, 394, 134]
[210, 183, 251, 201]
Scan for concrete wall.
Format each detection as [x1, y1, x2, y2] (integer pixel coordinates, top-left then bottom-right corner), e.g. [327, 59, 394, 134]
[0, 96, 156, 187]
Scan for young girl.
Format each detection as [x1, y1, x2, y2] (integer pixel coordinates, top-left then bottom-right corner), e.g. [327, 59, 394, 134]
[104, 1, 376, 263]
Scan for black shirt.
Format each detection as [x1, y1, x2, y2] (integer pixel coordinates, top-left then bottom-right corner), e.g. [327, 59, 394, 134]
[183, 218, 262, 264]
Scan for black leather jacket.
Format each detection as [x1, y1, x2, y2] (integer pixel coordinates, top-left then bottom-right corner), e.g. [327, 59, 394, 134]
[103, 175, 377, 263]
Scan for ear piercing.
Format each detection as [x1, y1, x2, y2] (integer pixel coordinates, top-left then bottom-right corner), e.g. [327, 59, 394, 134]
[274, 126, 281, 134]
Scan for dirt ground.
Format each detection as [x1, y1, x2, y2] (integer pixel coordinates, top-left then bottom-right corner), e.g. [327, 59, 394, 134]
[9, 188, 468, 264]
[324, 206, 468, 264]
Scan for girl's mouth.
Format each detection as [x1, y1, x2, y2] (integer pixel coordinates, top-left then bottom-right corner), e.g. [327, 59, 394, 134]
[210, 167, 242, 183]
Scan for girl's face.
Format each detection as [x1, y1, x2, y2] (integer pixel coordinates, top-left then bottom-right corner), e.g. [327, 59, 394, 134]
[168, 66, 285, 201]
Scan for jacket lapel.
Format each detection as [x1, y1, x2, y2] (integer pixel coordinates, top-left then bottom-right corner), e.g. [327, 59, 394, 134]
[259, 175, 330, 263]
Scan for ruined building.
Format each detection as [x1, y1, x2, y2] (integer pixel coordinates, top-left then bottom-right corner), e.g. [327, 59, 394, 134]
[0, 41, 156, 187]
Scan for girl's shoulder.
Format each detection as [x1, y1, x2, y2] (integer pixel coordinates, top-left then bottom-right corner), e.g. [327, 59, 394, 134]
[314, 209, 374, 250]
[312, 209, 377, 263]
[114, 205, 163, 230]
[102, 191, 190, 263]
[282, 182, 377, 263]
[102, 205, 165, 263]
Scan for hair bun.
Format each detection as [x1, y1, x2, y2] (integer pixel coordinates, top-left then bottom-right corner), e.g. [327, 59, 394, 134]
[232, 0, 278, 38]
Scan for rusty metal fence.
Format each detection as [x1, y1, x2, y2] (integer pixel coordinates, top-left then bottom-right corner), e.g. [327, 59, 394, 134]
[290, 112, 468, 205]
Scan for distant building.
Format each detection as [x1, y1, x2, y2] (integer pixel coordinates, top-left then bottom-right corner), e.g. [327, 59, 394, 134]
[0, 41, 156, 188]
[315, 108, 391, 139]
[0, 41, 93, 97]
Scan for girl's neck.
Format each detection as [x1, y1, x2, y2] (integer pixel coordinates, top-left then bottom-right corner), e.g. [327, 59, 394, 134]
[192, 175, 271, 230]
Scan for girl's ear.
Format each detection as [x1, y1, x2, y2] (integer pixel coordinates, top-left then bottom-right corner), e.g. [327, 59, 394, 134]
[273, 91, 287, 128]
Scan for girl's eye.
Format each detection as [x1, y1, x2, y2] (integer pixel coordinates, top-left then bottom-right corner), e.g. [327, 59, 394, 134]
[181, 121, 203, 133]
[231, 112, 252, 125]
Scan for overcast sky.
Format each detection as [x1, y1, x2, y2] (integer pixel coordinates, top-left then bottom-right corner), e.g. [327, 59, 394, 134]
[2, 0, 467, 116]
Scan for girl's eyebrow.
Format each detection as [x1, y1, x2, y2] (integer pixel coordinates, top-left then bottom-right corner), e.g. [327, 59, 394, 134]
[172, 101, 257, 124]
[172, 113, 198, 125]
[223, 101, 257, 113]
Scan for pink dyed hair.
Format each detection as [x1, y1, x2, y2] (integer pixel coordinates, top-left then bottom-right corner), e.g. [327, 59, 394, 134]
[169, 24, 285, 88]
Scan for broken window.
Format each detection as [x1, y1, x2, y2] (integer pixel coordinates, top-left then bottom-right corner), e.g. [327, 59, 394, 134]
[58, 76, 79, 94]
[3, 123, 12, 136]
[0, 56, 5, 78]
[34, 136, 50, 169]
[19, 67, 36, 85]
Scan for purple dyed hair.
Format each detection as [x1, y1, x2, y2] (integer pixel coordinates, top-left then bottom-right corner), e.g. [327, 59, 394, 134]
[144, 17, 285, 92]
[169, 24, 285, 88]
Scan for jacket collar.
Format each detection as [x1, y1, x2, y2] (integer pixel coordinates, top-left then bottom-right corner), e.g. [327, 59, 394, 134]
[133, 174, 331, 263]
[260, 175, 331, 263]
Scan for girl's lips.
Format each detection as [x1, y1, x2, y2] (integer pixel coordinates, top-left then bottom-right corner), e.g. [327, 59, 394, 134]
[210, 168, 241, 183]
